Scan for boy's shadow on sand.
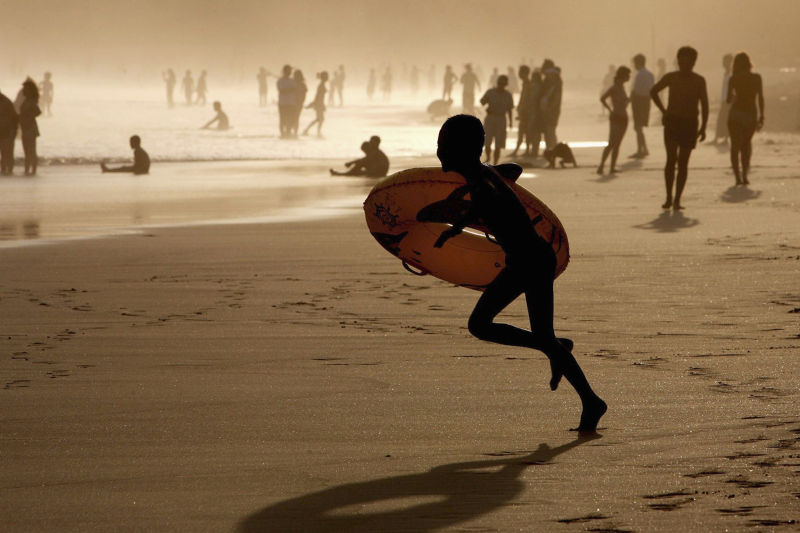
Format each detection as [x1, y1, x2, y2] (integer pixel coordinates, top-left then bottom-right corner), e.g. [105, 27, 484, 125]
[720, 185, 761, 203]
[237, 435, 598, 533]
[634, 210, 700, 233]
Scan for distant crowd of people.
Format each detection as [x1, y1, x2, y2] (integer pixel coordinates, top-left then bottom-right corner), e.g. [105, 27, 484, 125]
[162, 69, 208, 107]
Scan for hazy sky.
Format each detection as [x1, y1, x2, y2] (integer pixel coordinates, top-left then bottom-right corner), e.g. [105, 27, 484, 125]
[4, 0, 800, 82]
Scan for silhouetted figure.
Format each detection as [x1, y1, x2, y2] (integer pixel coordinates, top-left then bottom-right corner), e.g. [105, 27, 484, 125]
[101, 135, 150, 175]
[432, 114, 606, 432]
[540, 59, 562, 149]
[39, 72, 53, 116]
[489, 67, 499, 87]
[332, 65, 345, 106]
[526, 68, 545, 158]
[303, 71, 328, 137]
[427, 98, 453, 120]
[329, 135, 389, 177]
[256, 67, 273, 107]
[597, 66, 631, 175]
[427, 64, 436, 94]
[0, 89, 18, 175]
[544, 142, 577, 168]
[291, 70, 307, 137]
[460, 63, 481, 114]
[19, 80, 41, 176]
[277, 64, 297, 138]
[366, 68, 376, 101]
[181, 70, 194, 106]
[600, 65, 615, 115]
[650, 46, 709, 210]
[442, 65, 457, 100]
[727, 52, 764, 186]
[201, 101, 229, 130]
[381, 67, 392, 101]
[480, 75, 514, 164]
[629, 54, 654, 159]
[506, 66, 519, 93]
[512, 65, 533, 157]
[712, 54, 734, 145]
[195, 70, 207, 105]
[410, 65, 420, 94]
[162, 69, 176, 108]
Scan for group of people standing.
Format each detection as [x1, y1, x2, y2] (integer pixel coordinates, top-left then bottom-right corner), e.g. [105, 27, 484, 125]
[0, 76, 46, 176]
[596, 47, 764, 210]
[276, 64, 331, 138]
[471, 59, 563, 165]
[162, 69, 208, 107]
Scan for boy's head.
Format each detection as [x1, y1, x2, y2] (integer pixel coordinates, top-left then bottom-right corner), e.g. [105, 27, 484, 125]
[437, 114, 484, 172]
[496, 75, 508, 89]
[213, 101, 221, 111]
[632, 54, 645, 70]
[282, 64, 292, 77]
[369, 135, 381, 148]
[129, 135, 141, 149]
[676, 46, 698, 72]
[360, 141, 371, 154]
[518, 65, 530, 79]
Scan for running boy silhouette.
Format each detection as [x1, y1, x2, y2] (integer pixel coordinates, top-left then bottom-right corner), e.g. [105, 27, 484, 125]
[650, 46, 709, 210]
[433, 114, 606, 432]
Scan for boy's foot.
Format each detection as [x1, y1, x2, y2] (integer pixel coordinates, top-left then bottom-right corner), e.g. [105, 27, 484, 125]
[661, 199, 672, 209]
[548, 357, 563, 391]
[596, 166, 603, 175]
[572, 397, 607, 433]
[672, 203, 684, 211]
[609, 167, 619, 174]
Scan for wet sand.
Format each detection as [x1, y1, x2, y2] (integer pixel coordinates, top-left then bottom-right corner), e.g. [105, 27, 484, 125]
[2, 140, 800, 531]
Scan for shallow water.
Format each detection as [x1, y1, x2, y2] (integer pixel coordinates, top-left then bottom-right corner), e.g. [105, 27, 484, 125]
[0, 84, 614, 246]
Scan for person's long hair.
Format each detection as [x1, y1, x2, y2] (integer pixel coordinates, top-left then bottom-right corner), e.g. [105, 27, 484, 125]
[22, 79, 39, 102]
[732, 53, 752, 77]
[614, 66, 631, 84]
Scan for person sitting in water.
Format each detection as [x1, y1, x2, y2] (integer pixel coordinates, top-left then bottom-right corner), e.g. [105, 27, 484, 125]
[101, 135, 150, 175]
[330, 135, 389, 177]
[432, 114, 607, 433]
[201, 101, 230, 130]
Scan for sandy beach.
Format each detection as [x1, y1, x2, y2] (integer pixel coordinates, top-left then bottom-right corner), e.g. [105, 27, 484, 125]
[2, 133, 799, 532]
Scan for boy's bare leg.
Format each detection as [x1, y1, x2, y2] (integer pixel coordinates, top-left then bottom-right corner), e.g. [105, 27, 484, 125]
[673, 146, 692, 210]
[663, 141, 678, 208]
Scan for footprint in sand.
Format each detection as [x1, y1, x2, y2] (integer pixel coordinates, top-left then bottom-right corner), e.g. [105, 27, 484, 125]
[4, 379, 31, 389]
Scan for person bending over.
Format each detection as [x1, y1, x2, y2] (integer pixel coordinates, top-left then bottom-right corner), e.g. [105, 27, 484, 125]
[101, 135, 150, 175]
[433, 114, 606, 432]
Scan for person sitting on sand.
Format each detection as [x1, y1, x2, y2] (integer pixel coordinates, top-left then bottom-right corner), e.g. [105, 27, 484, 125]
[431, 114, 607, 433]
[650, 46, 708, 211]
[101, 135, 150, 175]
[329, 136, 389, 177]
[201, 101, 229, 130]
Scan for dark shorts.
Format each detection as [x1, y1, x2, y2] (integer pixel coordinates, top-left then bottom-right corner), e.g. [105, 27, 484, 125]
[663, 115, 699, 149]
[631, 94, 650, 129]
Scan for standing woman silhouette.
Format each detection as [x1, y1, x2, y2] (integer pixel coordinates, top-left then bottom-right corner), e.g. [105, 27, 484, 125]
[597, 66, 631, 175]
[303, 71, 328, 137]
[726, 53, 764, 186]
[19, 80, 41, 176]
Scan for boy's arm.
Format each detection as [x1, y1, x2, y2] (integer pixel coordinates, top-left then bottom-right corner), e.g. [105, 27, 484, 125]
[434, 205, 478, 248]
[650, 74, 669, 115]
[698, 77, 709, 141]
